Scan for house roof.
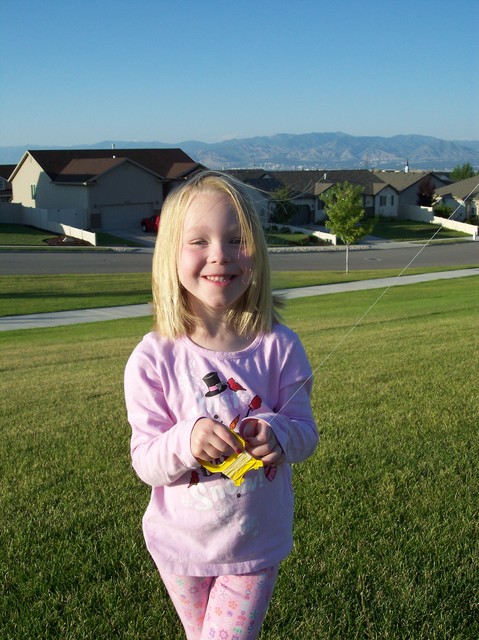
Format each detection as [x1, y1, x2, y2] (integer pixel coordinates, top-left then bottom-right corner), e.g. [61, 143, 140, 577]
[271, 170, 336, 197]
[52, 157, 143, 183]
[0, 165, 16, 181]
[306, 169, 391, 197]
[227, 169, 268, 183]
[228, 169, 336, 196]
[165, 162, 204, 179]
[226, 170, 284, 194]
[372, 170, 451, 192]
[11, 148, 202, 183]
[435, 175, 479, 200]
[228, 169, 393, 198]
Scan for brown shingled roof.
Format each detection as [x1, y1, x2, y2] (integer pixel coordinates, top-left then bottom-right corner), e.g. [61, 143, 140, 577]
[435, 175, 479, 200]
[372, 170, 451, 192]
[306, 170, 389, 196]
[0, 165, 16, 180]
[228, 168, 391, 198]
[27, 148, 201, 181]
[53, 157, 131, 183]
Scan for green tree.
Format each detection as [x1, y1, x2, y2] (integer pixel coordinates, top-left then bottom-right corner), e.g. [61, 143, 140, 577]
[322, 181, 375, 273]
[270, 187, 297, 224]
[450, 163, 477, 181]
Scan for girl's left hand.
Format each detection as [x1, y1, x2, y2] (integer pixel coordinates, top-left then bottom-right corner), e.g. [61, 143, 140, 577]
[241, 418, 284, 465]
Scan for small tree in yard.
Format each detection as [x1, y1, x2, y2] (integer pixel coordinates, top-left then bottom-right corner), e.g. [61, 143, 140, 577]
[322, 181, 375, 273]
[416, 176, 436, 206]
[270, 187, 298, 225]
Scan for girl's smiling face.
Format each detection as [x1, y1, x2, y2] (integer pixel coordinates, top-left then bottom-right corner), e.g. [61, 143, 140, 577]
[178, 190, 254, 323]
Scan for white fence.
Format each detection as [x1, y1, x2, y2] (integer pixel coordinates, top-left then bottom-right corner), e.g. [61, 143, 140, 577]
[0, 202, 23, 222]
[303, 227, 337, 245]
[399, 204, 478, 240]
[0, 203, 97, 245]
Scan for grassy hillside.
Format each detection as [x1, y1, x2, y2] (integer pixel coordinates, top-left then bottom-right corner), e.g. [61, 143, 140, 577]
[1, 276, 478, 638]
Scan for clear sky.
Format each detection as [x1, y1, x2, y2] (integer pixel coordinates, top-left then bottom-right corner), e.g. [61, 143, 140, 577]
[1, 0, 478, 147]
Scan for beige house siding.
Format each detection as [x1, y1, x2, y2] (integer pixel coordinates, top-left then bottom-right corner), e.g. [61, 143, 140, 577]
[86, 162, 163, 229]
[249, 189, 270, 224]
[374, 186, 398, 217]
[11, 154, 44, 207]
[381, 173, 450, 207]
[40, 182, 90, 210]
[11, 153, 90, 210]
[439, 194, 478, 222]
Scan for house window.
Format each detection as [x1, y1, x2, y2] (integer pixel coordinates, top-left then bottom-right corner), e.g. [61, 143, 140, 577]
[379, 196, 386, 207]
[30, 184, 37, 200]
[390, 196, 395, 206]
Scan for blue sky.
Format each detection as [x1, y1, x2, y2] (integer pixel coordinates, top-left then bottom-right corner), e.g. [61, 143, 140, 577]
[1, 0, 478, 147]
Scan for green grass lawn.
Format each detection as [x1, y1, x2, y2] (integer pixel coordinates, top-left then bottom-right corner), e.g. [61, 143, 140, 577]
[264, 231, 326, 246]
[0, 223, 61, 246]
[372, 218, 470, 241]
[2, 266, 478, 317]
[0, 273, 153, 317]
[1, 276, 478, 638]
[0, 224, 141, 248]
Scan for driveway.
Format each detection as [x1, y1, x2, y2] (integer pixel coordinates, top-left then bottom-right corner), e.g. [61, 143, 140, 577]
[108, 228, 157, 247]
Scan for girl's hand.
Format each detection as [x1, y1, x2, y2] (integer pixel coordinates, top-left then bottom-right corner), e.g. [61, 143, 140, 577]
[241, 418, 284, 465]
[191, 418, 243, 462]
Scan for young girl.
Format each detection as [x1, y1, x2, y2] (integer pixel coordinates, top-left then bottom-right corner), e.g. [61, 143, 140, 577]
[124, 170, 318, 639]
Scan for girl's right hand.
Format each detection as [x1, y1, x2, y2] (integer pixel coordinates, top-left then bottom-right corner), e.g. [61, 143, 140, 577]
[190, 418, 243, 462]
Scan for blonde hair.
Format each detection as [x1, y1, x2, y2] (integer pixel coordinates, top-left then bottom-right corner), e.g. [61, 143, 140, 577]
[152, 170, 281, 338]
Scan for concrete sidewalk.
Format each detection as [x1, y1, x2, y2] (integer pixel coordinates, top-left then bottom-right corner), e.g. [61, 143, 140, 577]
[1, 268, 478, 332]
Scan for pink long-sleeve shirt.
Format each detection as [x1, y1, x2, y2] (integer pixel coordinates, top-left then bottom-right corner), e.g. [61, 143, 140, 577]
[124, 323, 318, 576]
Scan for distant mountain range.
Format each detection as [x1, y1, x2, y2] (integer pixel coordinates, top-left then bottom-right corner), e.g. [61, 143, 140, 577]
[1, 132, 479, 171]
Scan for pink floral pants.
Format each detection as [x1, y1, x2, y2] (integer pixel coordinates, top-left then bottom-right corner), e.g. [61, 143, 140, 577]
[159, 565, 279, 640]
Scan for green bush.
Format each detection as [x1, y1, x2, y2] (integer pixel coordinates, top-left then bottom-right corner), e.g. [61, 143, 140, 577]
[433, 203, 454, 219]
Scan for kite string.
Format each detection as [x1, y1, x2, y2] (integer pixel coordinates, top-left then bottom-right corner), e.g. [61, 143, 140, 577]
[272, 180, 479, 419]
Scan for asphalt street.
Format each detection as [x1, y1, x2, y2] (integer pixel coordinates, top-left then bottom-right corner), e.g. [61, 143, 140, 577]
[1, 239, 478, 275]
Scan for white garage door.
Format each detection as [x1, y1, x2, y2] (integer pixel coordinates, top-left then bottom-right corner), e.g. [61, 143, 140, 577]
[100, 203, 153, 230]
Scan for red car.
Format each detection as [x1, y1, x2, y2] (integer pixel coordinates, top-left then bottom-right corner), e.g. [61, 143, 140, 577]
[141, 214, 160, 233]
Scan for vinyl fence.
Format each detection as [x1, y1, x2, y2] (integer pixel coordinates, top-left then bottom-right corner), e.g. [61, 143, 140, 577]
[0, 203, 97, 245]
[399, 204, 478, 240]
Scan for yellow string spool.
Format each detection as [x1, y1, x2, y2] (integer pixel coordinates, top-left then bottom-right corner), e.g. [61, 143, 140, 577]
[200, 432, 263, 486]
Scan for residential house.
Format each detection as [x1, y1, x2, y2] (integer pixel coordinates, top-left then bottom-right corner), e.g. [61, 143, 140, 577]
[0, 165, 15, 202]
[435, 175, 479, 222]
[372, 170, 451, 211]
[226, 169, 323, 224]
[227, 169, 398, 224]
[312, 170, 398, 219]
[225, 169, 273, 223]
[9, 149, 203, 230]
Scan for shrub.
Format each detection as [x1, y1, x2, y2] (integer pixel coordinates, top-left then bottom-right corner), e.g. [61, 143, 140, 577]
[433, 203, 454, 219]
